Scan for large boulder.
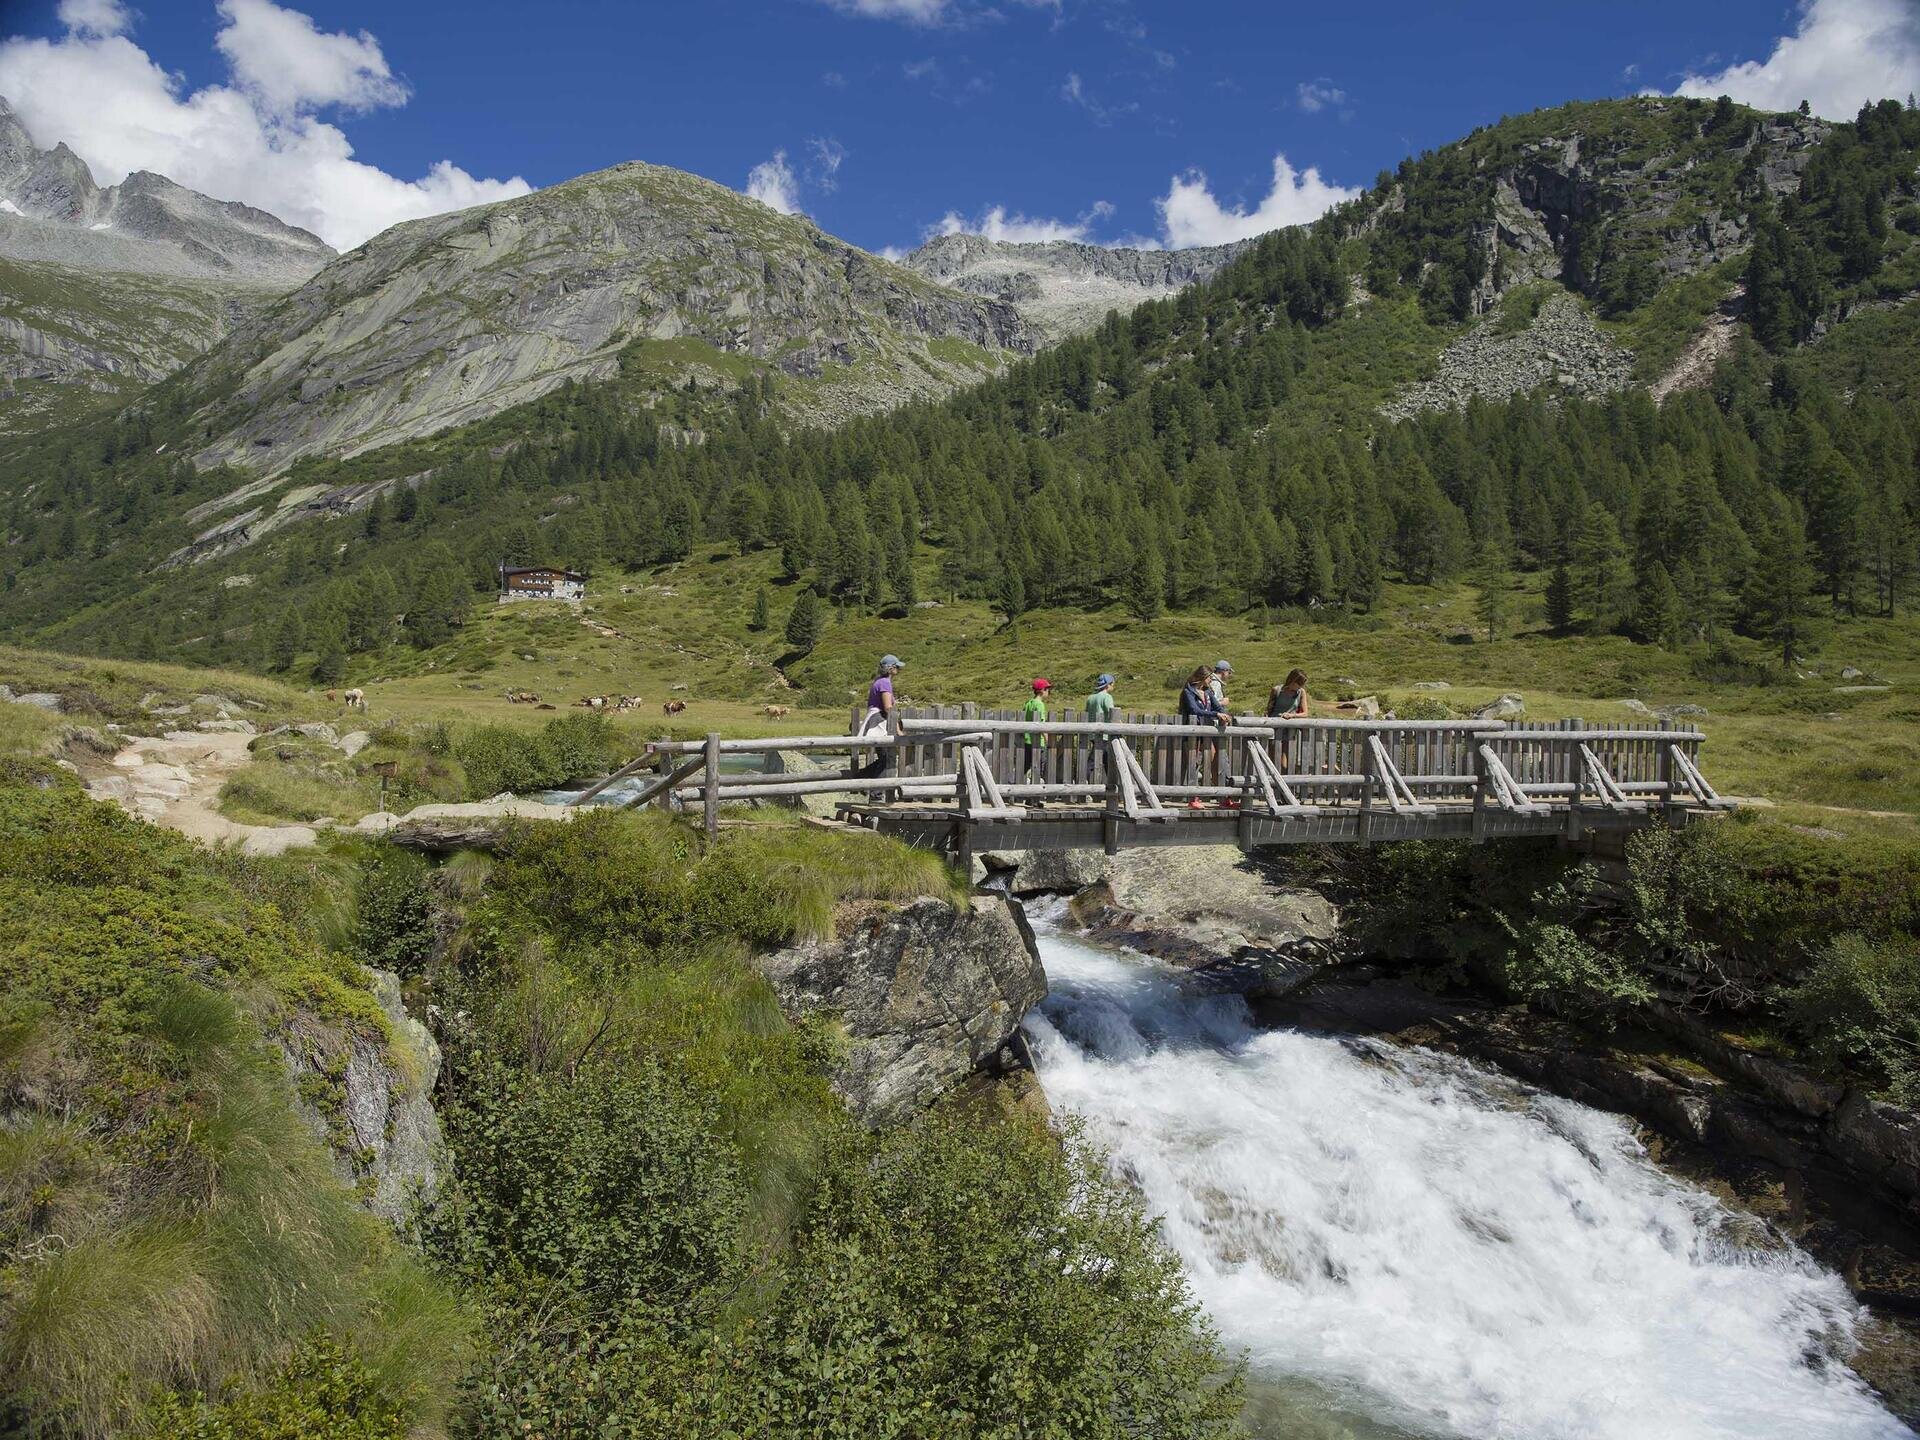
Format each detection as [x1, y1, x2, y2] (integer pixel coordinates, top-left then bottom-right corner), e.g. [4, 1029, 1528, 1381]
[980, 848, 1109, 896]
[1069, 845, 1339, 998]
[755, 894, 1047, 1125]
[1474, 693, 1526, 721]
[281, 967, 443, 1230]
[760, 747, 843, 817]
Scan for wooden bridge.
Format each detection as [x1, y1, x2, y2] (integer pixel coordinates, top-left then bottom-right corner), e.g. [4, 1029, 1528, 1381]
[572, 704, 1734, 862]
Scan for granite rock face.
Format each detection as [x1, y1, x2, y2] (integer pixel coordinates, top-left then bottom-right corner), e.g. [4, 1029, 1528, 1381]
[755, 894, 1047, 1125]
[902, 232, 1255, 340]
[184, 161, 1039, 479]
[281, 968, 443, 1230]
[1070, 845, 1340, 998]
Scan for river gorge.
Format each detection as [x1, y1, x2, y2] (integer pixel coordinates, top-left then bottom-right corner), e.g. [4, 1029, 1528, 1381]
[1022, 904, 1914, 1440]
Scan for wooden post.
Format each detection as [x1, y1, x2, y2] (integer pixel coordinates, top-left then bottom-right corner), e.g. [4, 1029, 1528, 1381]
[1103, 738, 1120, 856]
[1658, 718, 1680, 828]
[1471, 742, 1488, 844]
[702, 731, 721, 840]
[1358, 729, 1375, 845]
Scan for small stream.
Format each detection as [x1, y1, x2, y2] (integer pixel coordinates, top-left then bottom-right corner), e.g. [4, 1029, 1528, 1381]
[1021, 904, 1913, 1440]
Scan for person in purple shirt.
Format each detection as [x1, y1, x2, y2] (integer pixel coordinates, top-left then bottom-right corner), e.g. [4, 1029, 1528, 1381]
[855, 654, 902, 784]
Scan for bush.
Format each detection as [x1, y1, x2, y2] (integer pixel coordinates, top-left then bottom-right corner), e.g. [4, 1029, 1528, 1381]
[430, 1060, 747, 1311]
[145, 1337, 407, 1440]
[1784, 932, 1920, 1099]
[352, 848, 439, 977]
[1390, 693, 1454, 721]
[456, 714, 618, 799]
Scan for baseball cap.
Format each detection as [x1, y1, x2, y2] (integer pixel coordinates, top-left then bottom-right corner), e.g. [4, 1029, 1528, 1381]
[1096, 673, 1115, 687]
[879, 654, 903, 670]
[1032, 678, 1051, 691]
[1214, 660, 1233, 673]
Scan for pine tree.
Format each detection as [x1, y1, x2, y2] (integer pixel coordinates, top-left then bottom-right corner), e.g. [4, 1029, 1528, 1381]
[267, 607, 304, 672]
[1545, 562, 1574, 634]
[783, 589, 824, 654]
[1571, 503, 1631, 633]
[1470, 547, 1510, 642]
[1124, 550, 1166, 623]
[1742, 496, 1827, 668]
[749, 586, 770, 633]
[998, 570, 1027, 627]
[1631, 561, 1683, 648]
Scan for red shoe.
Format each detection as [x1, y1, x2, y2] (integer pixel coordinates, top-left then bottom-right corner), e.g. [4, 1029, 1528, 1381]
[1187, 797, 1204, 810]
[1222, 800, 1241, 810]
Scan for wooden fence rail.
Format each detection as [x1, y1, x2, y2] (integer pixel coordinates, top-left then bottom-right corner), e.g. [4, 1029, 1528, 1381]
[573, 705, 1729, 855]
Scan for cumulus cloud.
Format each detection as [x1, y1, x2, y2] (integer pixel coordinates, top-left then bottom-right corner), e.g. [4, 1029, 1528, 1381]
[928, 200, 1110, 245]
[746, 151, 801, 214]
[818, 0, 950, 23]
[1295, 78, 1347, 114]
[1671, 0, 1920, 120]
[0, 0, 530, 250]
[54, 0, 131, 37]
[1155, 154, 1359, 248]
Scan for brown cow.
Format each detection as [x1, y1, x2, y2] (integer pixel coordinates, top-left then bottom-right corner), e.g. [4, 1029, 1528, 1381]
[662, 699, 687, 717]
[764, 704, 791, 719]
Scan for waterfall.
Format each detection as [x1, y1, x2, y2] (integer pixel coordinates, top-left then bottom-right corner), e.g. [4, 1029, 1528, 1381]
[1021, 908, 1912, 1440]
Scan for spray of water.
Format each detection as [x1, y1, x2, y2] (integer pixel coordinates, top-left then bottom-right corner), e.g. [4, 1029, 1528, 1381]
[1022, 910, 1911, 1440]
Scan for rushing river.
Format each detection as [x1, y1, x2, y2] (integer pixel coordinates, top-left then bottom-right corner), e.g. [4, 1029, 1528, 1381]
[1020, 906, 1913, 1440]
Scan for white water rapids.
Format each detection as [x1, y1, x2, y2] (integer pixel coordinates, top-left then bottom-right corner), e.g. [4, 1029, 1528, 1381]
[1021, 907, 1913, 1440]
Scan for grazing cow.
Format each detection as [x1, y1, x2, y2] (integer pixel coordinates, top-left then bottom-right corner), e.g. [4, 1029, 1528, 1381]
[662, 699, 687, 717]
[764, 704, 791, 719]
[325, 689, 339, 704]
[342, 688, 366, 711]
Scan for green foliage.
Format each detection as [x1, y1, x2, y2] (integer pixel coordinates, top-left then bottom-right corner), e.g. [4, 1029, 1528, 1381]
[145, 1337, 407, 1440]
[455, 712, 617, 798]
[352, 847, 438, 977]
[431, 1060, 746, 1310]
[784, 588, 824, 653]
[0, 780, 467, 1436]
[1784, 932, 1920, 1100]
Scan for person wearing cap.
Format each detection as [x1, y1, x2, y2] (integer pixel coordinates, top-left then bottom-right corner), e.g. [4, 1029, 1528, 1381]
[1084, 674, 1116, 788]
[1207, 660, 1234, 720]
[854, 654, 903, 785]
[1022, 678, 1051, 783]
[1085, 674, 1117, 723]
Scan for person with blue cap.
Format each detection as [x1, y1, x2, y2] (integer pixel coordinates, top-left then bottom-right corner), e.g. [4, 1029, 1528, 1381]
[1085, 673, 1117, 723]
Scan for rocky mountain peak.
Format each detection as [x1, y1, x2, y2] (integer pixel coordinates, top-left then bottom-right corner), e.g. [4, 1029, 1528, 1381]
[901, 232, 1256, 339]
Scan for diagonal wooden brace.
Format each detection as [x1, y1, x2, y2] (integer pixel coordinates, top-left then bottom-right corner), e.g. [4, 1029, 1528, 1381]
[1578, 743, 1645, 812]
[1367, 735, 1435, 816]
[1669, 744, 1736, 809]
[1108, 738, 1176, 820]
[959, 745, 1023, 821]
[1477, 744, 1549, 815]
[1246, 741, 1313, 819]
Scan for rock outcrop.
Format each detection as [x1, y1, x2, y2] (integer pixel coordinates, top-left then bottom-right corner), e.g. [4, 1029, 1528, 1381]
[902, 232, 1254, 339]
[281, 967, 443, 1230]
[1380, 291, 1635, 420]
[755, 894, 1047, 1125]
[183, 161, 1039, 478]
[1068, 846, 1340, 998]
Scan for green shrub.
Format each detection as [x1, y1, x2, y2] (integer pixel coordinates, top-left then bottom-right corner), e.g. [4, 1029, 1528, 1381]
[1783, 932, 1920, 1099]
[430, 1060, 747, 1311]
[455, 713, 617, 798]
[1390, 693, 1454, 721]
[352, 848, 438, 977]
[144, 1337, 406, 1440]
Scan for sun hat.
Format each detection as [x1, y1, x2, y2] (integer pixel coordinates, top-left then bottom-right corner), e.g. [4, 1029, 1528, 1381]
[1096, 673, 1115, 687]
[1032, 678, 1051, 691]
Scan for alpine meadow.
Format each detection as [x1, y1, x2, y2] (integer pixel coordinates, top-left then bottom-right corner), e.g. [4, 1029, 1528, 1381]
[5, 2, 1920, 1437]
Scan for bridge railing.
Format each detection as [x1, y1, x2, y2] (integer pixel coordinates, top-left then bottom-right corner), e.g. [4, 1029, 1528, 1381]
[586, 706, 1721, 838]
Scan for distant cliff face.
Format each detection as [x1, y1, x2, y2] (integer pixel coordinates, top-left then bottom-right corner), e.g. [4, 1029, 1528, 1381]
[181, 161, 1041, 475]
[0, 95, 333, 436]
[902, 232, 1255, 338]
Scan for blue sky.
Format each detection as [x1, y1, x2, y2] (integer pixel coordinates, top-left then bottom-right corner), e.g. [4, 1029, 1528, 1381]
[1, 0, 1916, 252]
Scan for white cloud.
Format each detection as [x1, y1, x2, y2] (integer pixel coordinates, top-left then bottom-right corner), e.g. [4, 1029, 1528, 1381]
[55, 0, 131, 37]
[806, 136, 846, 192]
[214, 0, 406, 115]
[1671, 0, 1920, 120]
[1155, 154, 1359, 248]
[819, 0, 949, 23]
[746, 151, 801, 214]
[1295, 78, 1346, 114]
[929, 203, 1104, 244]
[0, 0, 529, 250]
[1061, 70, 1137, 124]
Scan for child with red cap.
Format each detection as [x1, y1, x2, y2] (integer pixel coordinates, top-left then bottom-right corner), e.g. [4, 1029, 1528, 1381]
[1022, 678, 1050, 784]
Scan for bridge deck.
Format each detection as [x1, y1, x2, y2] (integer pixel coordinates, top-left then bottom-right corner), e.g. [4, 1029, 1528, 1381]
[580, 705, 1733, 855]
